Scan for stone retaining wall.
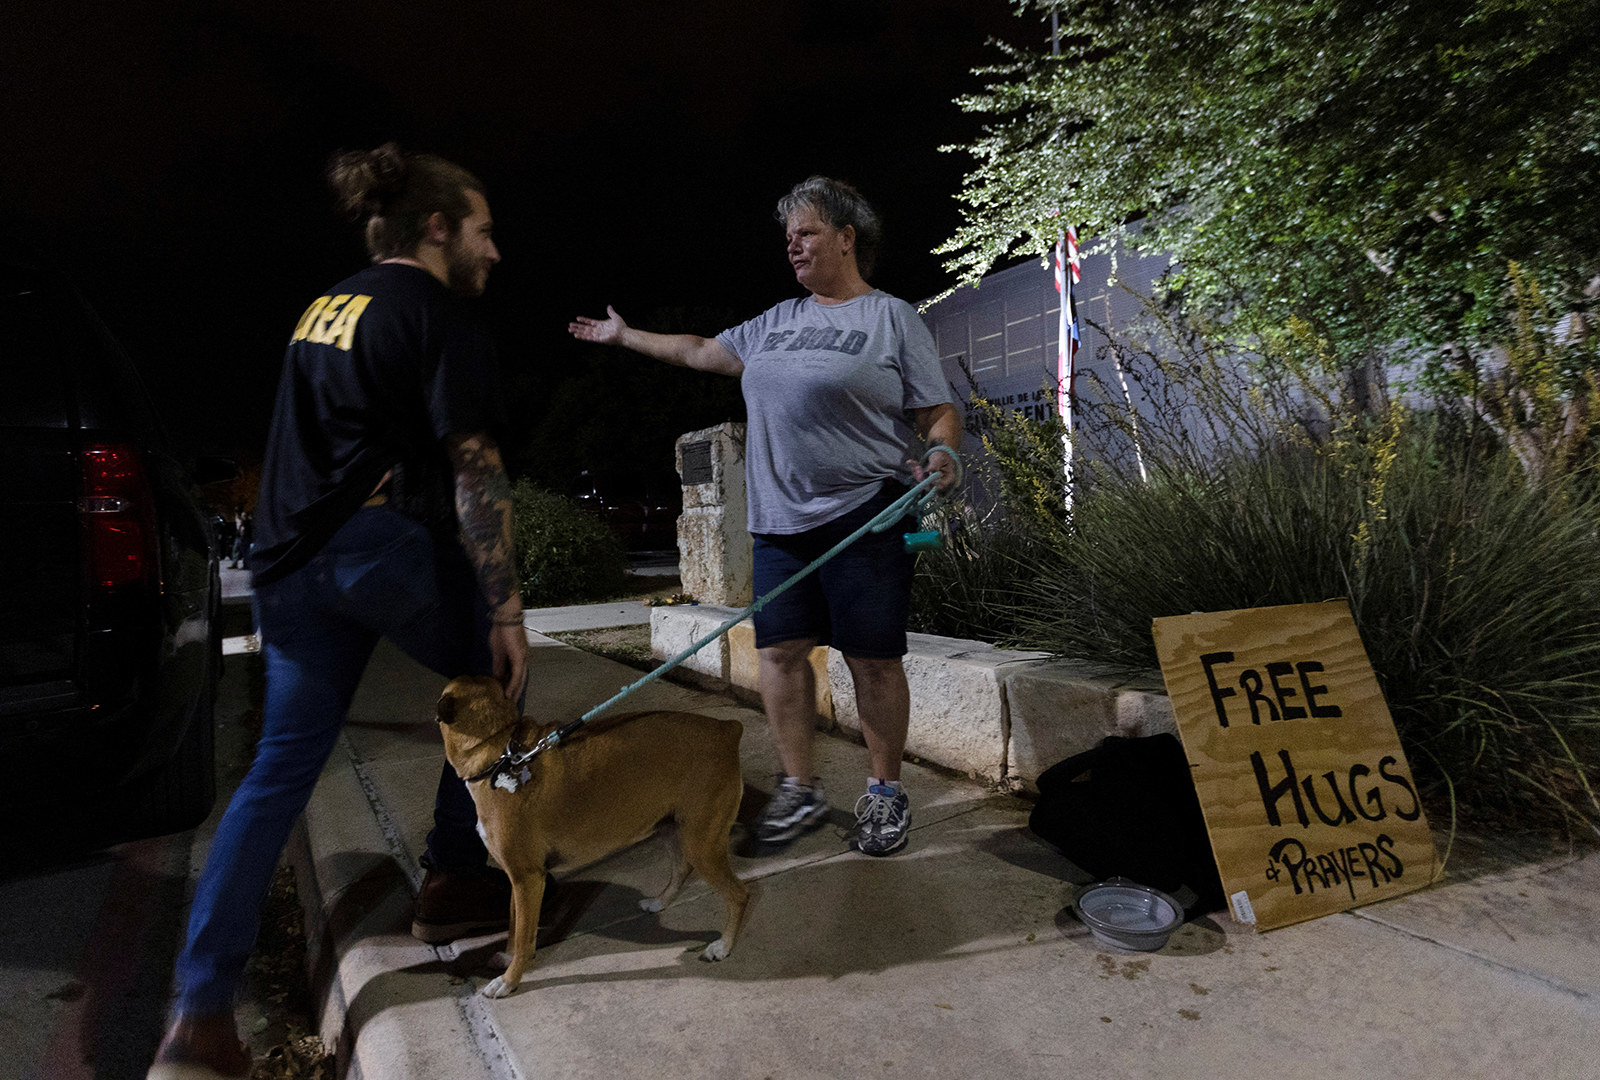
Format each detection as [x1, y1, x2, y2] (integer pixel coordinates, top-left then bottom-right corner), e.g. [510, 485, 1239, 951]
[650, 604, 1177, 790]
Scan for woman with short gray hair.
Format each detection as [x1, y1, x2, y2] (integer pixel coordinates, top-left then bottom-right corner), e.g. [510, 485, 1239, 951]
[774, 175, 884, 278]
[570, 175, 961, 857]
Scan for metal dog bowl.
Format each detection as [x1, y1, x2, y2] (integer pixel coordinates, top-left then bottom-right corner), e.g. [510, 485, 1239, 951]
[1072, 877, 1184, 952]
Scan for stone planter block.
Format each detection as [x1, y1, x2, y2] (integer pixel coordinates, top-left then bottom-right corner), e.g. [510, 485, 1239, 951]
[829, 632, 1042, 784]
[1003, 659, 1179, 791]
[727, 621, 832, 721]
[649, 604, 735, 681]
[649, 607, 1178, 792]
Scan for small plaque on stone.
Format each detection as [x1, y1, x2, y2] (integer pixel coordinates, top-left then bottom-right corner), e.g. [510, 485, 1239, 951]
[680, 440, 713, 486]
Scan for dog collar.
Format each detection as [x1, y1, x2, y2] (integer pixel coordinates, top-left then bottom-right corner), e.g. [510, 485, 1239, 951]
[464, 717, 586, 793]
[464, 739, 534, 793]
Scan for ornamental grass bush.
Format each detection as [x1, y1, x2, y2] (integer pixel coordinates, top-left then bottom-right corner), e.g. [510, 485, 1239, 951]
[916, 302, 1600, 834]
[909, 501, 1044, 644]
[510, 479, 631, 606]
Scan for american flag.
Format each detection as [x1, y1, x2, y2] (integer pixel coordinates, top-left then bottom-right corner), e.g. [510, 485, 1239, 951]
[1054, 225, 1080, 419]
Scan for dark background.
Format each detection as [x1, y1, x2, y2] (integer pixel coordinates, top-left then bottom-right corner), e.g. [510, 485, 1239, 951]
[4, 0, 1038, 492]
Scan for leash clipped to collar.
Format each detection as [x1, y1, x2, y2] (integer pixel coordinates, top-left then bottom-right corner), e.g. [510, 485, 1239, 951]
[467, 717, 586, 793]
[473, 446, 963, 793]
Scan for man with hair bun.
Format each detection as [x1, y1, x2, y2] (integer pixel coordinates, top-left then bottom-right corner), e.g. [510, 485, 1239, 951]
[148, 145, 524, 1080]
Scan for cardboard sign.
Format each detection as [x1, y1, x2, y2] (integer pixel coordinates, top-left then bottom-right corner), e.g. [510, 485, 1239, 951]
[1152, 601, 1437, 931]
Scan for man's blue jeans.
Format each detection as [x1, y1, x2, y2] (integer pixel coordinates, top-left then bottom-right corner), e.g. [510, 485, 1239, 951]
[175, 506, 499, 1015]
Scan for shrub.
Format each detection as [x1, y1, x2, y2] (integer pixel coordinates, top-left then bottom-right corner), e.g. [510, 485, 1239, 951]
[510, 479, 631, 606]
[910, 499, 1048, 644]
[921, 309, 1600, 833]
[911, 371, 1070, 643]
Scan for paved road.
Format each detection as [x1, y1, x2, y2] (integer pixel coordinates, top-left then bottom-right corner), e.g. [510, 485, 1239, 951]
[0, 604, 262, 1080]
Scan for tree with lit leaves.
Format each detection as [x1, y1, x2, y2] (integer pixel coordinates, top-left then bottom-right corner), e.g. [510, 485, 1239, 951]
[942, 0, 1600, 368]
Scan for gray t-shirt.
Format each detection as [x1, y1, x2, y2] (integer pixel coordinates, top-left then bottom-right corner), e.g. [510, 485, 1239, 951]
[717, 290, 951, 534]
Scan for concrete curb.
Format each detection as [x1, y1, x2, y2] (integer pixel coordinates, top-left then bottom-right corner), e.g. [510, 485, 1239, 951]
[290, 732, 505, 1080]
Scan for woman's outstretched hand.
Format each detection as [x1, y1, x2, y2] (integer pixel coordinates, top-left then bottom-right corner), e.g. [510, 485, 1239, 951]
[568, 305, 627, 345]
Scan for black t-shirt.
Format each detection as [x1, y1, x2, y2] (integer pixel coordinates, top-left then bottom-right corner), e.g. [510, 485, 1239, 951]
[249, 263, 504, 586]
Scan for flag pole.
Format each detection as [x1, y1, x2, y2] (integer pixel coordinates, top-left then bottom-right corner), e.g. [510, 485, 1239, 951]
[1050, 11, 1077, 516]
[1055, 226, 1080, 515]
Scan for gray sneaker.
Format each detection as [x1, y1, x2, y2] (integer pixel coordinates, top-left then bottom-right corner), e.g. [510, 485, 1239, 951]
[853, 784, 911, 856]
[755, 777, 829, 845]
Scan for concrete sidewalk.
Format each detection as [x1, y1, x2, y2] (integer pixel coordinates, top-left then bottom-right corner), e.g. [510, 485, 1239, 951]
[288, 613, 1600, 1080]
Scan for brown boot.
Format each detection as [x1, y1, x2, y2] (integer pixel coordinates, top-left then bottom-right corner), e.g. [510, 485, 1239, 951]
[146, 1012, 251, 1080]
[411, 862, 514, 944]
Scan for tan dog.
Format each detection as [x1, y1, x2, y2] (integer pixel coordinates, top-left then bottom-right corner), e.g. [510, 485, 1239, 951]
[435, 675, 750, 998]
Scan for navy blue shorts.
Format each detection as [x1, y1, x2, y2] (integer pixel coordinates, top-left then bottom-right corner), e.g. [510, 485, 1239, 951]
[751, 483, 915, 658]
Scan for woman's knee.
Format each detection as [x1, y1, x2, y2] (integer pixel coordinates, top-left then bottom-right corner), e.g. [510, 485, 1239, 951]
[842, 654, 906, 690]
[759, 639, 820, 675]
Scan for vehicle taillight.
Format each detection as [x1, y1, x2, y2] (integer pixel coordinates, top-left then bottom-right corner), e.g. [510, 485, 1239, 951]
[80, 443, 159, 591]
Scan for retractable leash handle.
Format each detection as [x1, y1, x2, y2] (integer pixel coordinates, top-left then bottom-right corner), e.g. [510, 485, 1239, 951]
[529, 446, 965, 756]
[899, 444, 964, 552]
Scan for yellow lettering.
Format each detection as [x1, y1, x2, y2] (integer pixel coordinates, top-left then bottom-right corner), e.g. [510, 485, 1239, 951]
[327, 294, 372, 351]
[310, 294, 350, 344]
[291, 296, 330, 342]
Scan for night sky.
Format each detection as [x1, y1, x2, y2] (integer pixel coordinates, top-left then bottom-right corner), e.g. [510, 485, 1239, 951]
[4, 0, 1039, 475]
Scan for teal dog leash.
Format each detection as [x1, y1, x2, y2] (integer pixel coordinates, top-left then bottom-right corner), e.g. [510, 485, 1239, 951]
[478, 446, 964, 791]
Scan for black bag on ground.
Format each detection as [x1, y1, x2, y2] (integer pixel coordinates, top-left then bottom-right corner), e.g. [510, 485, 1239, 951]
[1029, 733, 1226, 916]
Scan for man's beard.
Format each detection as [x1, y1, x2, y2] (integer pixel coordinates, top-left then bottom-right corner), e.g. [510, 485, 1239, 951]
[443, 237, 487, 297]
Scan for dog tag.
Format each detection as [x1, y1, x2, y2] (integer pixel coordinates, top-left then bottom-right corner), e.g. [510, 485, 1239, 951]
[492, 766, 531, 794]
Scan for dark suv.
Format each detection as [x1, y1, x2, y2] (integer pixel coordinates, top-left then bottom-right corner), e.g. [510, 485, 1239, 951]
[0, 244, 223, 850]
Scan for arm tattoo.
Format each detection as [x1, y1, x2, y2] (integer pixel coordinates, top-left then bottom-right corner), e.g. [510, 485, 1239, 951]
[447, 433, 521, 615]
